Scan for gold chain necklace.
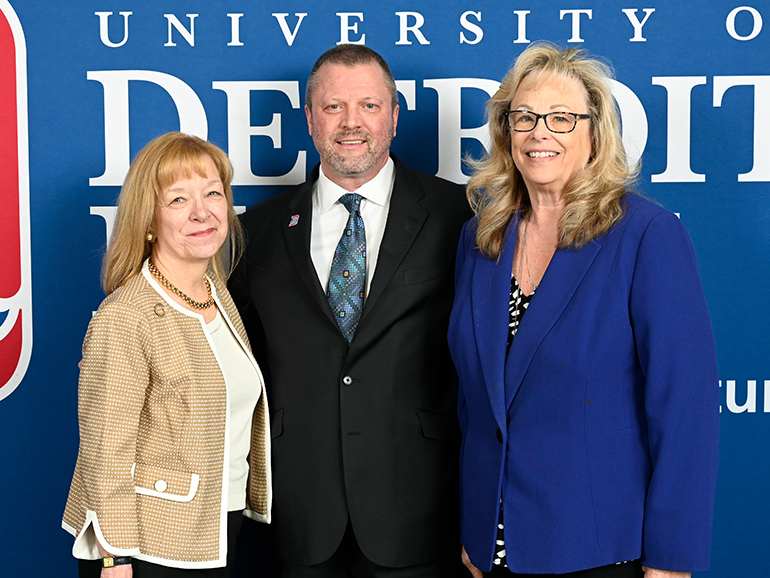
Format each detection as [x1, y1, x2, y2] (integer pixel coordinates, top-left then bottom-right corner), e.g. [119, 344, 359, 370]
[148, 259, 215, 310]
[521, 218, 538, 292]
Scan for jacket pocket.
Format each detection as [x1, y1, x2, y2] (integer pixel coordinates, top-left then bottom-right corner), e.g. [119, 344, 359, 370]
[416, 408, 459, 441]
[133, 462, 200, 503]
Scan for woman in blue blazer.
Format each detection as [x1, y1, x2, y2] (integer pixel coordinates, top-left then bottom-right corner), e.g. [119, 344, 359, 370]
[448, 43, 719, 578]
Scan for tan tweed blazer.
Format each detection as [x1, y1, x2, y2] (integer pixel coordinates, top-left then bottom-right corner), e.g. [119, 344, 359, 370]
[62, 264, 271, 569]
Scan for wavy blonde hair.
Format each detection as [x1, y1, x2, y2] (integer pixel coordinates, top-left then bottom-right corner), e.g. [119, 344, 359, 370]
[467, 42, 638, 259]
[102, 132, 244, 294]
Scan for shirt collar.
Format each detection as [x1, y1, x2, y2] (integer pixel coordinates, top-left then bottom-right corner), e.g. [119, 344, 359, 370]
[316, 156, 395, 215]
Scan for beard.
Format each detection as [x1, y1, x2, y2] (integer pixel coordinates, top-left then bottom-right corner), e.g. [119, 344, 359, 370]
[313, 126, 395, 177]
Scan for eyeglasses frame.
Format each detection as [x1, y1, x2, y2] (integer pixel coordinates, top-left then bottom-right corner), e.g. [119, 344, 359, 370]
[504, 110, 592, 134]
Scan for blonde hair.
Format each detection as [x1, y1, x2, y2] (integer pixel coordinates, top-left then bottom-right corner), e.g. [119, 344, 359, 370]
[102, 132, 244, 294]
[467, 42, 638, 259]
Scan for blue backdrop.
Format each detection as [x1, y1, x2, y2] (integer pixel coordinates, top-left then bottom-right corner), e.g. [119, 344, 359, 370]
[0, 1, 767, 576]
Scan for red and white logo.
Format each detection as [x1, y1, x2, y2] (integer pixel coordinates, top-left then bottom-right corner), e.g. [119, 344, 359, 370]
[0, 0, 31, 401]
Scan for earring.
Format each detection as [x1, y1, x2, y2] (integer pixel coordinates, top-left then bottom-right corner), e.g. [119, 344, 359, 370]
[146, 231, 156, 243]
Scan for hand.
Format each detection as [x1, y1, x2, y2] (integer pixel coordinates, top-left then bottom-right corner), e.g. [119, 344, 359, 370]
[100, 564, 132, 578]
[96, 541, 132, 578]
[461, 545, 484, 578]
[642, 567, 691, 578]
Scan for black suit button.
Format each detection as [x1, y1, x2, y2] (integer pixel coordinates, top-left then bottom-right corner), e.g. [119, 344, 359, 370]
[342, 375, 353, 386]
[496, 428, 503, 443]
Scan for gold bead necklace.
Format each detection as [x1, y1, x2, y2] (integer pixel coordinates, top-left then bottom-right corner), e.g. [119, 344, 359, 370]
[148, 258, 215, 310]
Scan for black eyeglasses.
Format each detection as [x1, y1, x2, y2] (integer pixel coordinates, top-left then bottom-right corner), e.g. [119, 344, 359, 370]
[504, 110, 592, 133]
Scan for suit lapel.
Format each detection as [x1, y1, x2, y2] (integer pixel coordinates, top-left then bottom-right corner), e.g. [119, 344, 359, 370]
[471, 215, 519, 431]
[503, 237, 602, 409]
[286, 157, 431, 340]
[281, 169, 339, 327]
[360, 156, 428, 322]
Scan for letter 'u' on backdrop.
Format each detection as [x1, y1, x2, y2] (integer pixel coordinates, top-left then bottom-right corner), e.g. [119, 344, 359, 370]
[0, 1, 767, 576]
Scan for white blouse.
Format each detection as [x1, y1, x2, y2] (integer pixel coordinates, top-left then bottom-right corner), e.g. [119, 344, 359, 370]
[205, 308, 261, 511]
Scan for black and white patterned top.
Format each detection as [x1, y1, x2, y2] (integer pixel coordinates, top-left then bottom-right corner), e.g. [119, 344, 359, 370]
[506, 275, 534, 355]
[495, 275, 535, 568]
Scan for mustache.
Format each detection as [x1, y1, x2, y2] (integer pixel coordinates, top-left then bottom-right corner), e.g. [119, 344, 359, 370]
[333, 131, 370, 141]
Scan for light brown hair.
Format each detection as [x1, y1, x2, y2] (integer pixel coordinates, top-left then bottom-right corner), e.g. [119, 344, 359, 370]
[305, 44, 398, 111]
[102, 132, 243, 294]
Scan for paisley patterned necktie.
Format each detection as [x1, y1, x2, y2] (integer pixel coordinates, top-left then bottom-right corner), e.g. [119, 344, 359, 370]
[326, 193, 366, 342]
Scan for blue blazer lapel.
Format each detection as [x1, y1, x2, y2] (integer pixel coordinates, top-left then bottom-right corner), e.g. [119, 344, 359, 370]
[504, 238, 602, 409]
[471, 215, 519, 431]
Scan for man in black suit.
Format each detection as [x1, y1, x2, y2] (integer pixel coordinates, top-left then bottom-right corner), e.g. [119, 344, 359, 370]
[230, 45, 471, 578]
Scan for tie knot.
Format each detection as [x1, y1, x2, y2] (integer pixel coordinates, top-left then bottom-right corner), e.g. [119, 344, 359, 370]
[339, 193, 363, 214]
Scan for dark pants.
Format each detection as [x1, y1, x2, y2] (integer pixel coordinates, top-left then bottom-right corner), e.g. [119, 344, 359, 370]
[276, 520, 465, 578]
[78, 510, 244, 578]
[484, 560, 644, 578]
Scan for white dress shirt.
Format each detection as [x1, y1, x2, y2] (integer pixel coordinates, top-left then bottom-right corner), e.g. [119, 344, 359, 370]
[310, 158, 395, 298]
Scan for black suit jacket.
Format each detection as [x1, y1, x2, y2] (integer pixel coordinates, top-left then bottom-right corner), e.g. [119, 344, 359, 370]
[230, 154, 471, 567]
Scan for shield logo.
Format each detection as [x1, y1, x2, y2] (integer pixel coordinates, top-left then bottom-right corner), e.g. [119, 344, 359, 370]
[0, 0, 32, 401]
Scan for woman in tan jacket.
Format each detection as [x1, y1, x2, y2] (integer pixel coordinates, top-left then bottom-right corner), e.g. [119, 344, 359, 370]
[63, 133, 271, 577]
